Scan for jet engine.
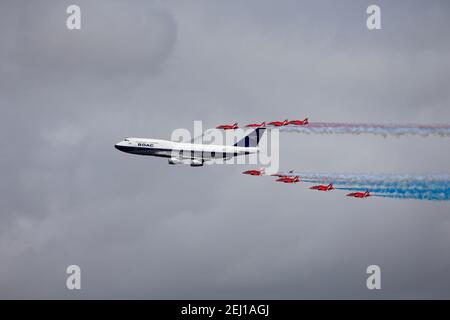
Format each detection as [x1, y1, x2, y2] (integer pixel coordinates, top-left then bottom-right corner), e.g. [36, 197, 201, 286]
[190, 159, 204, 167]
[168, 158, 203, 166]
[168, 158, 183, 165]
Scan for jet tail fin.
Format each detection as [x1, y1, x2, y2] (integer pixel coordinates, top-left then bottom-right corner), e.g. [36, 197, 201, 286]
[233, 128, 266, 147]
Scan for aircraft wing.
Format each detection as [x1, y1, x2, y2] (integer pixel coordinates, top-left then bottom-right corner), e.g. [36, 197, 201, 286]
[190, 128, 221, 144]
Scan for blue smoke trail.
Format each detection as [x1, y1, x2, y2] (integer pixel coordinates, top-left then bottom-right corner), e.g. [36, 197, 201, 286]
[276, 122, 450, 137]
[335, 186, 450, 201]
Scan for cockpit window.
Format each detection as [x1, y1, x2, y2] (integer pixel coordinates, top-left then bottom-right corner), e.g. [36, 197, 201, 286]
[124, 139, 129, 142]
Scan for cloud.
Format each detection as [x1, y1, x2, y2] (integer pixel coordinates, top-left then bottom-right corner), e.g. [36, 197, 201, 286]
[6, 0, 177, 79]
[1, 0, 450, 299]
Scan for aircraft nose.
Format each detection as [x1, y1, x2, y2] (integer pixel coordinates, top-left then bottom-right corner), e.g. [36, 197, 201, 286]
[115, 141, 128, 152]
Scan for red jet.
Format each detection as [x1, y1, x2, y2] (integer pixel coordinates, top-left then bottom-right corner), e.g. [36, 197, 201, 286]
[216, 123, 239, 130]
[242, 168, 265, 176]
[267, 119, 289, 127]
[245, 122, 266, 128]
[346, 190, 371, 198]
[310, 183, 334, 191]
[276, 176, 300, 183]
[288, 118, 309, 126]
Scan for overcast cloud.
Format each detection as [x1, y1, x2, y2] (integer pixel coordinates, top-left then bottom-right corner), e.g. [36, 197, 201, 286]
[1, 0, 450, 299]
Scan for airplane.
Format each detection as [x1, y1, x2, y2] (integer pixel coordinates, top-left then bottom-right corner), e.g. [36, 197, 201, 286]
[288, 118, 309, 126]
[267, 119, 289, 127]
[245, 122, 266, 128]
[242, 168, 265, 176]
[310, 183, 334, 191]
[276, 176, 300, 183]
[216, 123, 239, 130]
[115, 128, 266, 167]
[346, 190, 371, 198]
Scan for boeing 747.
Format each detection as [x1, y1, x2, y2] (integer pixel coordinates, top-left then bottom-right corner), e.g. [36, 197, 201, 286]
[115, 128, 266, 167]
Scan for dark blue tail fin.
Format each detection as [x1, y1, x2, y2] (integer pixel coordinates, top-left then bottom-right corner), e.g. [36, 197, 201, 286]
[233, 128, 266, 147]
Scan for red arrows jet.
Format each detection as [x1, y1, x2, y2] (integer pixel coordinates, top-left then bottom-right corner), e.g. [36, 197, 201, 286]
[276, 176, 300, 183]
[245, 122, 266, 128]
[288, 118, 309, 126]
[267, 119, 289, 127]
[310, 183, 334, 191]
[242, 168, 265, 176]
[346, 190, 371, 198]
[216, 123, 239, 130]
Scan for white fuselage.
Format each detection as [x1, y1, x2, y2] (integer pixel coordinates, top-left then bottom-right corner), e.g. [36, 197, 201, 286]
[115, 137, 258, 166]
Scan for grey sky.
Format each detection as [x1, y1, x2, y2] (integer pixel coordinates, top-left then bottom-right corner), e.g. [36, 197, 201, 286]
[1, 0, 450, 299]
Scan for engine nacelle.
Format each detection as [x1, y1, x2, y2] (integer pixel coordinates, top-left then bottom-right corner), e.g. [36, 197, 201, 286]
[168, 158, 203, 166]
[168, 158, 183, 165]
[190, 159, 204, 167]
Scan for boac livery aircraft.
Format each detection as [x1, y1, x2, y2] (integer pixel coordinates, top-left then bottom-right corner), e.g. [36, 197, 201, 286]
[115, 128, 266, 167]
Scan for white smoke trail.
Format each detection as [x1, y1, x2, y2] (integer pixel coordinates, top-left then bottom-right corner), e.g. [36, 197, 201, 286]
[276, 122, 450, 137]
